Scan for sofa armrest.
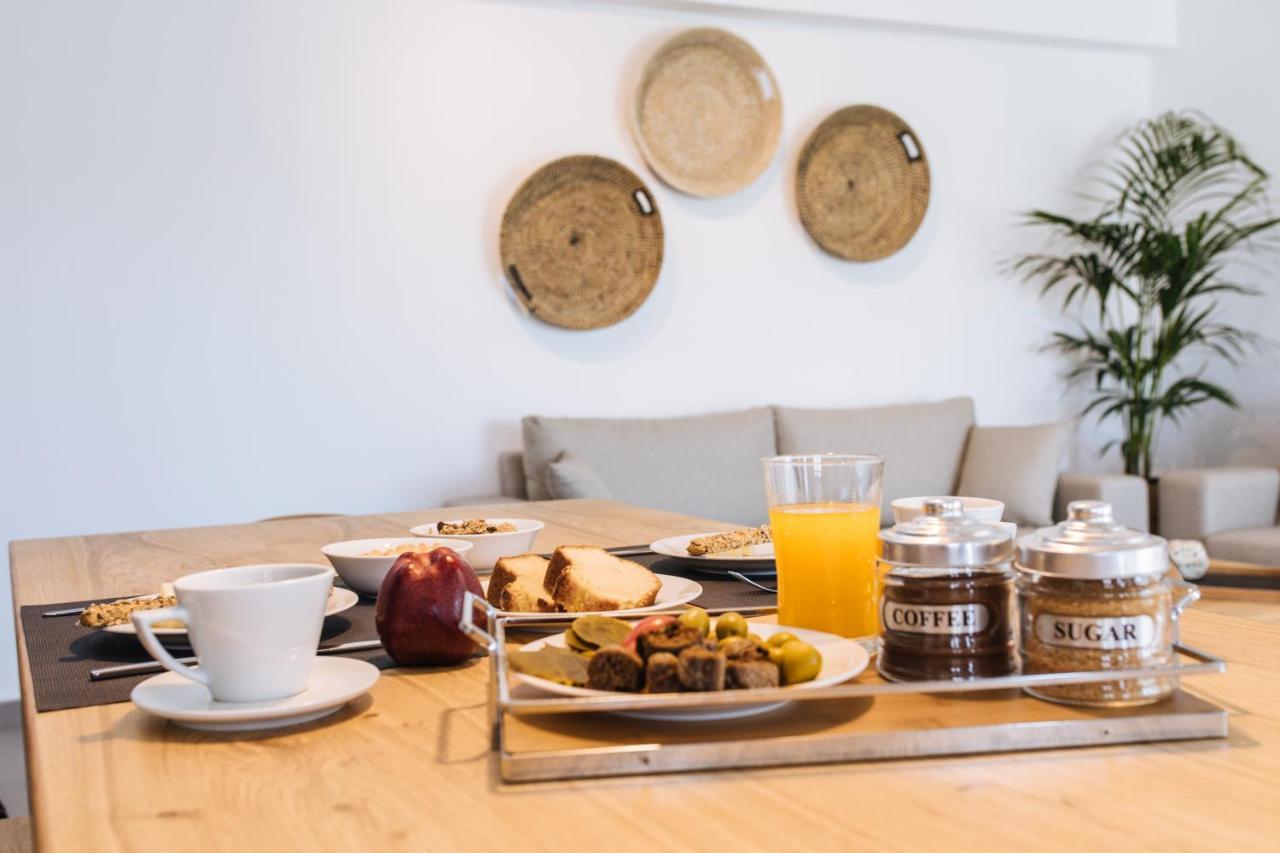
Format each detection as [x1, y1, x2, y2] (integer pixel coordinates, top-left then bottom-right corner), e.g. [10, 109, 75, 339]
[1159, 467, 1280, 540]
[498, 450, 528, 500]
[1055, 473, 1150, 532]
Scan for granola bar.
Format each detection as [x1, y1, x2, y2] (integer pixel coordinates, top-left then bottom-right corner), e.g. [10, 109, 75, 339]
[686, 525, 771, 556]
[78, 595, 177, 628]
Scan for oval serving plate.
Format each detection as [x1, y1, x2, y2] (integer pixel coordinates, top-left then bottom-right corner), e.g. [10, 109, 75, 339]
[102, 587, 359, 638]
[511, 622, 868, 721]
[650, 533, 776, 575]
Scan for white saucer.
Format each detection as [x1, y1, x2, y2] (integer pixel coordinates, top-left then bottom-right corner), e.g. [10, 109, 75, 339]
[131, 657, 380, 732]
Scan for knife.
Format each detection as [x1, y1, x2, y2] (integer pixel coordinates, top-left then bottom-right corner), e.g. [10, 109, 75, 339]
[89, 639, 384, 681]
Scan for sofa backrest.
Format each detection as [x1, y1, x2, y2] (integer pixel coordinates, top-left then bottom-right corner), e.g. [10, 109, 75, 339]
[519, 398, 979, 526]
[774, 397, 976, 519]
[521, 407, 777, 526]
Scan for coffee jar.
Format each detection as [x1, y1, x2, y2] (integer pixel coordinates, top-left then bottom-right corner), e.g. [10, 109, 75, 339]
[1015, 500, 1199, 707]
[877, 498, 1017, 681]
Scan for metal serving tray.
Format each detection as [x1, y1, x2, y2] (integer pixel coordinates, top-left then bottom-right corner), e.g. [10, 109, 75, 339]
[460, 594, 1229, 783]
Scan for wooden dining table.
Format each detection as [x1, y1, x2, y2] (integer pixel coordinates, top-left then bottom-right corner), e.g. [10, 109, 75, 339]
[10, 499, 1280, 851]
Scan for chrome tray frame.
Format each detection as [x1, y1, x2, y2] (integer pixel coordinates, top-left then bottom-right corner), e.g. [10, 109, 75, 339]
[461, 593, 1228, 783]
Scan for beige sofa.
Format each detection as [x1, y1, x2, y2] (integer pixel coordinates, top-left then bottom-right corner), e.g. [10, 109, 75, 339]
[452, 397, 1149, 530]
[1159, 467, 1280, 564]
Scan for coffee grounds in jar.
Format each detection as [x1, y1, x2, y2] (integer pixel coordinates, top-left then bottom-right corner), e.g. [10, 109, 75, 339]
[878, 568, 1017, 681]
[1019, 572, 1174, 706]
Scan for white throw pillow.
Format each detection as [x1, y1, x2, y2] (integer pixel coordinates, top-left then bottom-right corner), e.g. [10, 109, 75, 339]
[957, 423, 1072, 527]
[546, 453, 615, 501]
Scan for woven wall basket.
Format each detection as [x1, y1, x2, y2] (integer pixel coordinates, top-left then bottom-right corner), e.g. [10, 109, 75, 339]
[796, 105, 931, 261]
[633, 28, 782, 198]
[500, 155, 664, 330]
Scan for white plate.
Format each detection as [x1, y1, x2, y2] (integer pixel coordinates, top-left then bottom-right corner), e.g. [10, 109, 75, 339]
[512, 622, 869, 721]
[131, 656, 379, 732]
[102, 587, 360, 638]
[482, 573, 702, 623]
[650, 533, 776, 575]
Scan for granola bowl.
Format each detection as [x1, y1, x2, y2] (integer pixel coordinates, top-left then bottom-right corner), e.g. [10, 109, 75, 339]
[321, 538, 472, 596]
[407, 518, 545, 572]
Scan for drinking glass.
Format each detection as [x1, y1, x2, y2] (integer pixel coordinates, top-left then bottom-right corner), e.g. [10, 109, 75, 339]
[763, 454, 885, 638]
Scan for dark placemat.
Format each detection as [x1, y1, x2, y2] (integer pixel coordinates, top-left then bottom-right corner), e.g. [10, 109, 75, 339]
[20, 594, 393, 713]
[20, 551, 773, 713]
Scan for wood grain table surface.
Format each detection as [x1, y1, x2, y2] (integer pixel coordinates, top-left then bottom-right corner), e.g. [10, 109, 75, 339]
[10, 499, 1280, 851]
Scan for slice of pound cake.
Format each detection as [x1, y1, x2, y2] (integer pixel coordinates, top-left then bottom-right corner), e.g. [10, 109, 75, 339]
[546, 546, 662, 612]
[487, 554, 558, 612]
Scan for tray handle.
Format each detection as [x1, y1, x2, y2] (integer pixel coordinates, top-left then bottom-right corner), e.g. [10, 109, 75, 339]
[461, 591, 498, 654]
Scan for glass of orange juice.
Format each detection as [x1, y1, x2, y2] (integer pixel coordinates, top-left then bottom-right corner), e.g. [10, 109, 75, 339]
[763, 454, 885, 638]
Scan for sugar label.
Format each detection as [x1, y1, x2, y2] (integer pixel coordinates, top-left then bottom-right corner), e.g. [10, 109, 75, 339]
[1034, 614, 1156, 650]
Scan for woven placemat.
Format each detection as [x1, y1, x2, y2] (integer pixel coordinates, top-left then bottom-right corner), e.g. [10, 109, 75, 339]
[796, 105, 931, 261]
[20, 554, 773, 712]
[500, 155, 663, 330]
[633, 28, 782, 197]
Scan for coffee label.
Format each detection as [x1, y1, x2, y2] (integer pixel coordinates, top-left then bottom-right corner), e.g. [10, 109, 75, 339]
[881, 601, 990, 635]
[1034, 614, 1156, 649]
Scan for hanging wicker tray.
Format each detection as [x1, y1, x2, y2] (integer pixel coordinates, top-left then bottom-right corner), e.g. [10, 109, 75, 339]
[633, 28, 782, 197]
[500, 155, 663, 330]
[796, 105, 930, 261]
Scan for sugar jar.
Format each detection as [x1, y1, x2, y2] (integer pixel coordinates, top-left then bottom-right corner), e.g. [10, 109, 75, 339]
[876, 497, 1017, 681]
[1015, 500, 1200, 707]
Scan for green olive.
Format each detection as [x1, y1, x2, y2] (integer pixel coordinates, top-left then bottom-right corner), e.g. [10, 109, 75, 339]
[678, 606, 711, 637]
[781, 640, 822, 684]
[715, 612, 749, 640]
[767, 645, 785, 669]
[747, 633, 764, 646]
[766, 631, 799, 648]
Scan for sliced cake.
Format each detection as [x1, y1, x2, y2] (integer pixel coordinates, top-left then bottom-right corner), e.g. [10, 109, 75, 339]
[546, 545, 662, 612]
[487, 554, 557, 612]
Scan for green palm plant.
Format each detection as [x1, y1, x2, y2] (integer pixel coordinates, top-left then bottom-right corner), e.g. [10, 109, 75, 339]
[1014, 111, 1278, 479]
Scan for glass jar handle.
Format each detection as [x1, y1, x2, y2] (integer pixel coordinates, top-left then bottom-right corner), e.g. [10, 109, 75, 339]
[1169, 576, 1201, 645]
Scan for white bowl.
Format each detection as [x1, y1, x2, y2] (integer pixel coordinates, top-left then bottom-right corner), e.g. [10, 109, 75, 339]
[891, 496, 1005, 524]
[320, 538, 473, 596]
[407, 518, 545, 571]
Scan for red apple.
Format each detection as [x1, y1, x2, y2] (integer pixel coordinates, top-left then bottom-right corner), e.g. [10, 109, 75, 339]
[375, 547, 483, 666]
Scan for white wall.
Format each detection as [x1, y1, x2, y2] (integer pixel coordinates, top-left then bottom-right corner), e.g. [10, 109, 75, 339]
[0, 0, 1166, 702]
[1149, 0, 1280, 470]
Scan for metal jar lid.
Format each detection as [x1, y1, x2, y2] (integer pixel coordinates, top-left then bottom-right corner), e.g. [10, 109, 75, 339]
[878, 497, 1013, 567]
[1015, 500, 1169, 579]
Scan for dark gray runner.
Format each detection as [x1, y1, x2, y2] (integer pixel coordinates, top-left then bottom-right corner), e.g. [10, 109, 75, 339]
[19, 552, 774, 712]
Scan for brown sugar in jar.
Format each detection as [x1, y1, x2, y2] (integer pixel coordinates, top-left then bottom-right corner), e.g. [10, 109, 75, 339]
[877, 498, 1017, 682]
[1015, 501, 1199, 708]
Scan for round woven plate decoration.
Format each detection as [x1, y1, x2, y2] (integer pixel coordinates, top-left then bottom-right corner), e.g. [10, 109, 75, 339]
[500, 156, 664, 330]
[633, 28, 782, 198]
[796, 105, 930, 261]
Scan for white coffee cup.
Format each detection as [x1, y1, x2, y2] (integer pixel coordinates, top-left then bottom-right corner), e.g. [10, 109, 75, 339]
[891, 496, 1005, 524]
[132, 564, 333, 703]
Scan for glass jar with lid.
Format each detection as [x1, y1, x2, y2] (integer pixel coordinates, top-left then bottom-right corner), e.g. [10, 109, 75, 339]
[1016, 500, 1200, 707]
[876, 497, 1017, 681]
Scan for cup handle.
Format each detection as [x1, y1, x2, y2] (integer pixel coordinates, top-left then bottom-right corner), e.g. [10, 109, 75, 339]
[131, 606, 210, 689]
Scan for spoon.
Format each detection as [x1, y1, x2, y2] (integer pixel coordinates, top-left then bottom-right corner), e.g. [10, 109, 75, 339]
[727, 571, 777, 594]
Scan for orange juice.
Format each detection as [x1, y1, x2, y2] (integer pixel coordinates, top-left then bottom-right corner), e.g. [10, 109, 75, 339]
[769, 501, 881, 637]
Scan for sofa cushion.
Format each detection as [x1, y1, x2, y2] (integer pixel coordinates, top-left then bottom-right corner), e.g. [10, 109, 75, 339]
[773, 397, 975, 520]
[958, 422, 1072, 527]
[1205, 526, 1280, 565]
[546, 453, 615, 501]
[522, 407, 776, 525]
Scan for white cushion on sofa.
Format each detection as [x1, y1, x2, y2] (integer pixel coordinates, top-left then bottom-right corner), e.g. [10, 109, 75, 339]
[773, 397, 975, 520]
[522, 407, 776, 525]
[958, 422, 1072, 527]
